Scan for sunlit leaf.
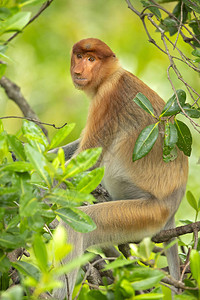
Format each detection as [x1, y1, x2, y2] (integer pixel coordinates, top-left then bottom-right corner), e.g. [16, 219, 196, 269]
[64, 148, 102, 178]
[75, 167, 104, 193]
[0, 12, 31, 34]
[33, 234, 48, 272]
[190, 250, 200, 287]
[186, 191, 198, 212]
[56, 207, 96, 233]
[48, 123, 75, 150]
[25, 144, 52, 187]
[130, 267, 165, 290]
[7, 134, 26, 160]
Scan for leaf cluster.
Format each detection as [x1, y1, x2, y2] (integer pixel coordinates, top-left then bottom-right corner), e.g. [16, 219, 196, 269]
[0, 120, 104, 299]
[132, 90, 197, 162]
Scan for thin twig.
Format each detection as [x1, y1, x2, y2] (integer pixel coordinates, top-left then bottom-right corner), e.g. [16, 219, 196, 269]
[5, 0, 54, 45]
[0, 116, 67, 129]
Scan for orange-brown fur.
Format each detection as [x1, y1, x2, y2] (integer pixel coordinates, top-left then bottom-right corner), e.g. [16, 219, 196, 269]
[53, 38, 188, 299]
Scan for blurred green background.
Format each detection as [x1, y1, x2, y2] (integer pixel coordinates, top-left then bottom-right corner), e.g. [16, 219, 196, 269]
[0, 0, 200, 228]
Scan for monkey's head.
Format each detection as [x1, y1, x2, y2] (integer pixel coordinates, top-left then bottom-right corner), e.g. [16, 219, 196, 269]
[70, 38, 119, 94]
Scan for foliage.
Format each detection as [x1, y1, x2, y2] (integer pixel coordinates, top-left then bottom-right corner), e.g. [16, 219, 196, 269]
[0, 119, 103, 299]
[0, 0, 199, 299]
[132, 89, 196, 162]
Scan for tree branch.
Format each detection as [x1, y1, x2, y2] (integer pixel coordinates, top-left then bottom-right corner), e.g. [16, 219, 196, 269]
[0, 76, 48, 136]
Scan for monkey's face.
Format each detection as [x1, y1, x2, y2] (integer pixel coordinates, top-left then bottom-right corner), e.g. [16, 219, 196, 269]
[70, 52, 101, 91]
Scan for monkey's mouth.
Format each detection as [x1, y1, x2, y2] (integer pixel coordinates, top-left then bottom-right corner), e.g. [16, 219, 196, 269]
[73, 77, 88, 85]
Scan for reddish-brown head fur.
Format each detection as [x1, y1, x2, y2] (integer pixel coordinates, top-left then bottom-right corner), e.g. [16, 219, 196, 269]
[70, 38, 119, 95]
[72, 38, 116, 59]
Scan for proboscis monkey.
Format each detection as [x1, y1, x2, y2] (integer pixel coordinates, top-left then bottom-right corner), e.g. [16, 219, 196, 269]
[53, 38, 188, 299]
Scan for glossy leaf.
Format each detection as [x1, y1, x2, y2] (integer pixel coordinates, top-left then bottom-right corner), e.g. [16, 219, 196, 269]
[22, 120, 49, 148]
[7, 134, 26, 160]
[64, 148, 102, 178]
[161, 90, 186, 117]
[163, 122, 178, 162]
[182, 105, 200, 118]
[175, 120, 192, 156]
[48, 123, 75, 150]
[132, 123, 159, 161]
[56, 207, 96, 233]
[133, 92, 155, 117]
[25, 144, 52, 187]
[75, 167, 104, 193]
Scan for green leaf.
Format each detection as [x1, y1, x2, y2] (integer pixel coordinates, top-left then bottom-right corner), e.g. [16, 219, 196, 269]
[120, 279, 135, 298]
[33, 234, 48, 272]
[103, 258, 133, 271]
[0, 285, 24, 300]
[7, 134, 26, 160]
[192, 49, 200, 57]
[0, 161, 32, 172]
[48, 123, 75, 150]
[175, 120, 192, 156]
[75, 167, 104, 193]
[0, 12, 31, 34]
[182, 105, 200, 118]
[56, 207, 96, 233]
[53, 252, 95, 276]
[186, 191, 198, 212]
[132, 123, 159, 161]
[0, 233, 25, 249]
[161, 90, 186, 117]
[0, 63, 6, 79]
[135, 294, 164, 299]
[19, 0, 47, 7]
[0, 119, 3, 133]
[163, 122, 178, 162]
[25, 144, 52, 187]
[190, 249, 200, 287]
[133, 92, 155, 117]
[22, 120, 49, 149]
[47, 188, 95, 206]
[182, 0, 200, 13]
[130, 267, 165, 290]
[12, 261, 40, 281]
[64, 148, 102, 179]
[164, 122, 178, 149]
[138, 237, 154, 260]
[141, 0, 161, 18]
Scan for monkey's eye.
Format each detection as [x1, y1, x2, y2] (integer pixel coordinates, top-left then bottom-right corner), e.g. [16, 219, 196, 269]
[77, 53, 82, 59]
[88, 56, 95, 62]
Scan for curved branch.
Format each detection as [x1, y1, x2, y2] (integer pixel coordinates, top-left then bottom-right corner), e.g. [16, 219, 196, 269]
[0, 76, 48, 136]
